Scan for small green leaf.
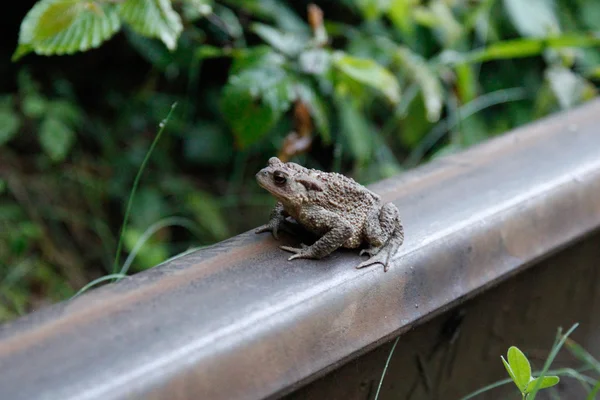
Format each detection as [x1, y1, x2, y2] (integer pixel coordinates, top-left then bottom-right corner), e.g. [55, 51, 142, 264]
[503, 0, 560, 38]
[229, 46, 286, 74]
[181, 0, 212, 22]
[428, 0, 462, 46]
[333, 52, 401, 104]
[299, 48, 331, 76]
[395, 46, 443, 122]
[39, 116, 75, 162]
[507, 346, 532, 393]
[14, 0, 121, 60]
[546, 66, 597, 109]
[22, 93, 48, 118]
[387, 0, 415, 34]
[220, 66, 294, 147]
[0, 109, 21, 146]
[118, 0, 183, 50]
[526, 376, 560, 393]
[355, 0, 391, 20]
[501, 355, 518, 385]
[251, 23, 306, 57]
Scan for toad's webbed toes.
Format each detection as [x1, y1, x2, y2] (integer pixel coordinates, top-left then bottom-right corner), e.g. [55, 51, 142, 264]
[280, 244, 312, 260]
[356, 249, 393, 272]
[359, 246, 382, 257]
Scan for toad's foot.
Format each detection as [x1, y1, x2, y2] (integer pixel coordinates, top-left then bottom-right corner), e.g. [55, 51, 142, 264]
[355, 248, 394, 272]
[359, 246, 382, 257]
[280, 244, 313, 261]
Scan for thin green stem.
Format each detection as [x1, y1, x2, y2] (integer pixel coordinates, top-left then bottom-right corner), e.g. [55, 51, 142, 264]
[112, 103, 177, 274]
[374, 336, 400, 400]
[528, 323, 579, 400]
[71, 274, 128, 298]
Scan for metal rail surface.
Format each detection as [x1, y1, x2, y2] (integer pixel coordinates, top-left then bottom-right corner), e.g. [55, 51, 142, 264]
[1, 100, 600, 400]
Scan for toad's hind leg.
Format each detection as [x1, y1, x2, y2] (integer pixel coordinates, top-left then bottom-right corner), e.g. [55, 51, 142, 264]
[357, 203, 404, 272]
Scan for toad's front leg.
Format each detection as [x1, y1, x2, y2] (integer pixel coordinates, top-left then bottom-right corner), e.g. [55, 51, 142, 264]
[280, 206, 353, 261]
[255, 202, 289, 239]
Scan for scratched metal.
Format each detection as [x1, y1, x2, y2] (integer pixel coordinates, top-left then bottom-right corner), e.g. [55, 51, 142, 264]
[1, 101, 600, 400]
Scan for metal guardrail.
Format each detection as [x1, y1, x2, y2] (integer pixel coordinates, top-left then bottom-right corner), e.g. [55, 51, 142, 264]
[1, 100, 600, 400]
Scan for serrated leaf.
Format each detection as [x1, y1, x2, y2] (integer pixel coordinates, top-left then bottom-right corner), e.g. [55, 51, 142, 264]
[395, 46, 443, 122]
[39, 116, 75, 162]
[0, 108, 21, 146]
[526, 376, 560, 393]
[14, 0, 121, 60]
[503, 0, 560, 37]
[507, 346, 532, 393]
[220, 66, 294, 148]
[118, 0, 183, 50]
[251, 23, 306, 57]
[332, 52, 401, 104]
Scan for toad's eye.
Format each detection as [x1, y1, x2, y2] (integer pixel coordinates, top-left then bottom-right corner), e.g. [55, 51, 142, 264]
[273, 171, 287, 185]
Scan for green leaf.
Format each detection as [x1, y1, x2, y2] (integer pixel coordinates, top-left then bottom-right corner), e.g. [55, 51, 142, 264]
[332, 52, 401, 104]
[229, 46, 286, 74]
[395, 46, 443, 122]
[501, 355, 518, 385]
[39, 116, 75, 162]
[251, 23, 306, 57]
[355, 0, 392, 20]
[427, 0, 462, 46]
[187, 192, 229, 240]
[0, 109, 21, 146]
[503, 0, 559, 38]
[299, 48, 331, 76]
[220, 66, 294, 148]
[441, 36, 600, 65]
[181, 0, 212, 22]
[14, 0, 121, 60]
[123, 227, 168, 270]
[546, 66, 597, 109]
[337, 97, 373, 163]
[296, 82, 330, 143]
[118, 0, 183, 50]
[507, 346, 532, 393]
[387, 0, 415, 34]
[22, 93, 48, 118]
[526, 376, 559, 393]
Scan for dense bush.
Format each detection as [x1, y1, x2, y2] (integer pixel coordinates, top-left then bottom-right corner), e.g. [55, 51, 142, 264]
[1, 0, 599, 320]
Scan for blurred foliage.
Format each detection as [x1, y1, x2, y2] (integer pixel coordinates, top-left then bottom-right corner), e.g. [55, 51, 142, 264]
[1, 0, 599, 321]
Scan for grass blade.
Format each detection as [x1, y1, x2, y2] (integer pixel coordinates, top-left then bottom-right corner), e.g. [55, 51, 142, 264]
[112, 102, 178, 274]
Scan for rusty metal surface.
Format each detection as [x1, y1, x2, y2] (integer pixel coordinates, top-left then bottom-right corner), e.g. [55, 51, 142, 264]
[1, 100, 600, 400]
